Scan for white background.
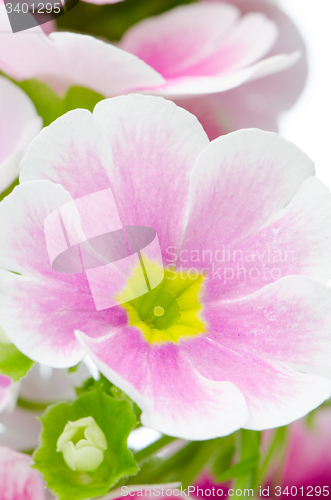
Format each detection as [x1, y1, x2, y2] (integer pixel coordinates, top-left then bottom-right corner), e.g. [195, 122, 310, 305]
[278, 0, 331, 188]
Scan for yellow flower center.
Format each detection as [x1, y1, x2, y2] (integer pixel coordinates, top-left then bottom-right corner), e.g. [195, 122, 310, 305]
[121, 266, 206, 344]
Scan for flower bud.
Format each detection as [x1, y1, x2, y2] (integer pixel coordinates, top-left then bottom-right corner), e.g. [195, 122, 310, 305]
[56, 416, 107, 472]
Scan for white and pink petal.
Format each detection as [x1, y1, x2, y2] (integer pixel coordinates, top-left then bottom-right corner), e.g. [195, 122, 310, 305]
[182, 335, 331, 430]
[180, 128, 314, 271]
[120, 3, 300, 97]
[173, 12, 278, 78]
[0, 181, 126, 367]
[202, 277, 331, 381]
[76, 327, 249, 440]
[144, 51, 300, 97]
[196, 176, 331, 302]
[0, 6, 164, 97]
[120, 3, 241, 79]
[0, 447, 46, 499]
[0, 76, 42, 192]
[20, 95, 209, 257]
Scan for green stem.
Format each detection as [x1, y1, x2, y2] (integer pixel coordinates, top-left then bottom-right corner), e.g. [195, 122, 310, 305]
[134, 435, 177, 464]
[17, 396, 69, 411]
[253, 426, 287, 490]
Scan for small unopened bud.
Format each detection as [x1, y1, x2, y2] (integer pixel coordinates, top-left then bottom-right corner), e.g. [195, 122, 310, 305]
[56, 416, 107, 472]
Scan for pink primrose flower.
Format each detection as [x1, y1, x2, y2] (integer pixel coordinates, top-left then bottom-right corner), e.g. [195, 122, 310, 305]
[0, 2, 299, 98]
[1, 96, 331, 440]
[176, 0, 307, 138]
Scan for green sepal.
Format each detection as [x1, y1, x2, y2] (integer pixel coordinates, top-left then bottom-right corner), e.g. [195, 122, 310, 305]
[68, 362, 81, 374]
[0, 178, 19, 202]
[76, 374, 142, 423]
[0, 341, 34, 382]
[75, 374, 114, 397]
[14, 79, 104, 127]
[33, 388, 139, 500]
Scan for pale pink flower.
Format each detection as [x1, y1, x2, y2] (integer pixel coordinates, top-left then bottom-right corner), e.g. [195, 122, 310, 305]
[0, 2, 299, 98]
[0, 76, 42, 192]
[1, 96, 331, 440]
[178, 0, 307, 138]
[0, 446, 46, 499]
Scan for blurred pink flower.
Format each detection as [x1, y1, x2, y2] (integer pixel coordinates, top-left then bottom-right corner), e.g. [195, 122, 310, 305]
[0, 446, 46, 499]
[177, 0, 307, 138]
[179, 409, 331, 499]
[0, 3, 298, 98]
[118, 2, 300, 97]
[275, 409, 331, 498]
[1, 96, 331, 439]
[0, 76, 42, 192]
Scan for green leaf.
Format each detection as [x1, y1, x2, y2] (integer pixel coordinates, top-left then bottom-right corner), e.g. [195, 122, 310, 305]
[216, 454, 260, 482]
[212, 434, 236, 479]
[0, 341, 34, 382]
[34, 388, 139, 500]
[253, 426, 288, 489]
[232, 430, 261, 494]
[57, 0, 197, 42]
[126, 441, 203, 486]
[127, 438, 221, 488]
[179, 439, 222, 489]
[15, 79, 104, 127]
[239, 429, 261, 461]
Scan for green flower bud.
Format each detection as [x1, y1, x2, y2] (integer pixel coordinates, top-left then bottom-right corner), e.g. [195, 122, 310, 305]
[57, 416, 107, 472]
[34, 389, 138, 500]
